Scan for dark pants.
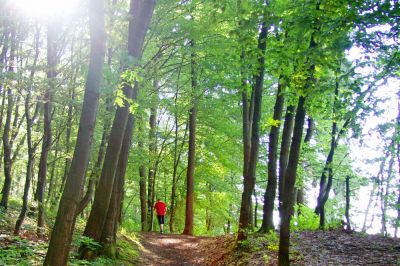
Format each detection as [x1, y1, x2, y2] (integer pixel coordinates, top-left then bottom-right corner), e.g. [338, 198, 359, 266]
[157, 215, 165, 225]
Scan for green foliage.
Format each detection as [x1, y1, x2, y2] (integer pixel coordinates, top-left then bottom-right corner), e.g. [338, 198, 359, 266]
[0, 0, 398, 262]
[74, 236, 102, 252]
[238, 231, 280, 253]
[291, 205, 320, 231]
[69, 257, 119, 266]
[116, 234, 140, 264]
[263, 231, 280, 252]
[69, 234, 139, 266]
[0, 237, 32, 265]
[263, 254, 271, 264]
[0, 236, 47, 266]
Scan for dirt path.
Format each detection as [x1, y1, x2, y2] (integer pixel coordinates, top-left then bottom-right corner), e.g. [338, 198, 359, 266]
[138, 230, 400, 265]
[138, 232, 212, 265]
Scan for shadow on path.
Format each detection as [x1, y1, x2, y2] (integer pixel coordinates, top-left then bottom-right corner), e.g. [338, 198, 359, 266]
[138, 232, 211, 265]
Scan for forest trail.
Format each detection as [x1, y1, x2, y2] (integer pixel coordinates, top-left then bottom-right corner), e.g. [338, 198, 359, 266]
[138, 232, 214, 265]
[137, 230, 400, 266]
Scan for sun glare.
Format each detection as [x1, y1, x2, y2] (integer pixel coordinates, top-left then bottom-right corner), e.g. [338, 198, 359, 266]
[14, 0, 80, 18]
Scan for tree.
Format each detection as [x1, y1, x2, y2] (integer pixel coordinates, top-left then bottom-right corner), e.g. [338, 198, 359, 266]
[43, 0, 106, 262]
[0, 18, 16, 210]
[80, 0, 155, 258]
[36, 22, 57, 236]
[260, 76, 285, 232]
[279, 2, 319, 263]
[14, 26, 41, 235]
[182, 40, 198, 236]
[238, 4, 268, 241]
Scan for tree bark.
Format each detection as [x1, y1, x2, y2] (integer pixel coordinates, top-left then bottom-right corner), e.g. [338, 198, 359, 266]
[260, 76, 285, 232]
[101, 110, 135, 254]
[278, 105, 296, 214]
[253, 190, 258, 228]
[139, 162, 147, 231]
[381, 153, 394, 236]
[43, 0, 106, 263]
[278, 96, 307, 266]
[14, 27, 40, 235]
[59, 67, 76, 195]
[279, 17, 318, 262]
[0, 23, 15, 210]
[76, 98, 112, 216]
[47, 141, 59, 204]
[183, 40, 198, 236]
[170, 115, 188, 232]
[238, 17, 267, 241]
[80, 0, 155, 258]
[362, 177, 378, 232]
[315, 75, 340, 228]
[36, 23, 57, 235]
[362, 153, 388, 232]
[345, 175, 351, 231]
[395, 97, 400, 239]
[296, 117, 314, 211]
[147, 87, 158, 231]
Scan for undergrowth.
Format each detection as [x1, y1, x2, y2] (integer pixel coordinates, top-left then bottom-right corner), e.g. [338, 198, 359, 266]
[0, 198, 140, 266]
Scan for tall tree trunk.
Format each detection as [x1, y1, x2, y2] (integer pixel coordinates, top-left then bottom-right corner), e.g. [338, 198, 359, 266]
[170, 85, 180, 233]
[60, 69, 76, 195]
[101, 110, 136, 255]
[80, 0, 155, 258]
[260, 76, 285, 232]
[395, 96, 400, 239]
[14, 27, 40, 234]
[76, 97, 113, 216]
[170, 115, 188, 232]
[296, 117, 314, 212]
[147, 86, 158, 231]
[237, 17, 267, 241]
[46, 142, 59, 204]
[279, 20, 317, 263]
[381, 153, 394, 236]
[76, 24, 116, 216]
[363, 153, 388, 232]
[278, 105, 296, 215]
[278, 96, 307, 266]
[43, 0, 106, 263]
[345, 175, 351, 231]
[36, 23, 57, 235]
[253, 190, 258, 228]
[315, 75, 340, 228]
[81, 70, 132, 255]
[0, 23, 15, 210]
[183, 40, 198, 236]
[362, 177, 378, 232]
[139, 162, 147, 231]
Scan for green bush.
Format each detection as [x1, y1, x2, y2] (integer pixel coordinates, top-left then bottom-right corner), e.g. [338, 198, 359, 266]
[0, 237, 34, 265]
[264, 231, 279, 252]
[290, 204, 320, 231]
[69, 257, 119, 266]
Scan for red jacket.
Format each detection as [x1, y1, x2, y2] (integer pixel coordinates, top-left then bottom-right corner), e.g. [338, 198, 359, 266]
[154, 201, 166, 216]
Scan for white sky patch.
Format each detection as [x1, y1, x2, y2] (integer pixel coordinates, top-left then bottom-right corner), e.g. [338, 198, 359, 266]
[347, 41, 399, 235]
[12, 0, 80, 18]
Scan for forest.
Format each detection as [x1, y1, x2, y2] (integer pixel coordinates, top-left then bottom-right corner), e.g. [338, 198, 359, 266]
[0, 0, 399, 265]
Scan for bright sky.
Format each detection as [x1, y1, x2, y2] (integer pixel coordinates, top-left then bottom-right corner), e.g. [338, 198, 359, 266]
[349, 78, 398, 235]
[345, 45, 399, 235]
[12, 0, 80, 18]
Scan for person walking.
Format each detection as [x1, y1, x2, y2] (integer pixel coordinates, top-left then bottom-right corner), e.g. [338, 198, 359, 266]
[154, 199, 167, 234]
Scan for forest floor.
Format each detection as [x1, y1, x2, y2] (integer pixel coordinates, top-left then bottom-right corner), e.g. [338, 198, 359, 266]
[1, 205, 399, 265]
[138, 229, 400, 266]
[138, 232, 212, 265]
